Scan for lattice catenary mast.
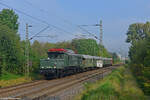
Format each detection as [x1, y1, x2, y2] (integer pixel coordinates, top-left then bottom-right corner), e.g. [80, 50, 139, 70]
[25, 23, 32, 76]
[99, 20, 103, 56]
[100, 20, 103, 45]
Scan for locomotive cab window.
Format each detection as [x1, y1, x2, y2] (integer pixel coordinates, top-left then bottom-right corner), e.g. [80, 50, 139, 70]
[47, 52, 64, 59]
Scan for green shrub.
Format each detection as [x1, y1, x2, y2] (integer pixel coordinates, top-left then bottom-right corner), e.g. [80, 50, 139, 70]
[76, 66, 146, 100]
[0, 72, 22, 80]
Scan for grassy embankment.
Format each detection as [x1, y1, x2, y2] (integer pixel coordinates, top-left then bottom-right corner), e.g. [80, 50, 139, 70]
[75, 66, 147, 100]
[0, 72, 42, 88]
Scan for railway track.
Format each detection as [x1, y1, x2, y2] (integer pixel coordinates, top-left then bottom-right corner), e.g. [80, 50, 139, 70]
[0, 80, 47, 95]
[33, 68, 112, 100]
[0, 66, 118, 100]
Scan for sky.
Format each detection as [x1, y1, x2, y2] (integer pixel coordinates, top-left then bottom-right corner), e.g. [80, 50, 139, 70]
[0, 0, 150, 56]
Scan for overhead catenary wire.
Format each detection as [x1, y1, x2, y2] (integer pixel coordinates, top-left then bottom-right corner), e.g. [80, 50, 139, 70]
[29, 26, 50, 40]
[23, 0, 47, 14]
[78, 25, 100, 40]
[0, 2, 49, 26]
[22, 0, 98, 39]
[0, 0, 98, 41]
[0, 1, 75, 38]
[23, 0, 77, 28]
[23, 0, 76, 36]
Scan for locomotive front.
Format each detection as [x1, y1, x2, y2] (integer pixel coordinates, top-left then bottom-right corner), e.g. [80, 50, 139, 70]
[40, 49, 66, 77]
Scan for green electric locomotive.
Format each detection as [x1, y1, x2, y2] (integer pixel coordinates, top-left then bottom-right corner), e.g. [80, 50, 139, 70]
[40, 48, 112, 78]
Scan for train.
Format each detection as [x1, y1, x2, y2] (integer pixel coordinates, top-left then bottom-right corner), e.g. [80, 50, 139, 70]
[40, 48, 113, 79]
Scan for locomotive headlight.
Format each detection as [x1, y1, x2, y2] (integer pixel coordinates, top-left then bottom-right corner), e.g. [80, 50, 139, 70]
[47, 66, 49, 68]
[41, 67, 44, 69]
[54, 63, 56, 68]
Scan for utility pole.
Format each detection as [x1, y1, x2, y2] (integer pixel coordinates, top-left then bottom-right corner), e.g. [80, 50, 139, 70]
[93, 20, 103, 56]
[25, 23, 29, 76]
[24, 24, 50, 77]
[100, 20, 103, 55]
[25, 23, 32, 76]
[100, 20, 103, 45]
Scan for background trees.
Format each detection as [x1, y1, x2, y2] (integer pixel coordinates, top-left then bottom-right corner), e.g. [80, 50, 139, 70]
[71, 38, 111, 57]
[71, 38, 100, 56]
[111, 53, 121, 64]
[0, 9, 23, 75]
[29, 39, 111, 73]
[0, 8, 112, 79]
[126, 22, 150, 95]
[0, 9, 19, 32]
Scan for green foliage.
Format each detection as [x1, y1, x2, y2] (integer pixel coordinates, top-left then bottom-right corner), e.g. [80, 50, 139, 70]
[126, 22, 150, 44]
[0, 9, 19, 32]
[28, 38, 111, 75]
[71, 38, 111, 57]
[71, 38, 99, 56]
[126, 22, 150, 95]
[0, 72, 22, 80]
[0, 23, 23, 74]
[77, 67, 146, 100]
[112, 53, 121, 64]
[29, 39, 111, 73]
[0, 8, 112, 81]
[0, 9, 24, 77]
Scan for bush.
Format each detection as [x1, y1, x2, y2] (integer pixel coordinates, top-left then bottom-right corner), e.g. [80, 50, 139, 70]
[76, 66, 146, 100]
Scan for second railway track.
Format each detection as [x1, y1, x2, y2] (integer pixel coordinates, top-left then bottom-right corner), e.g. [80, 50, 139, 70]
[0, 66, 118, 100]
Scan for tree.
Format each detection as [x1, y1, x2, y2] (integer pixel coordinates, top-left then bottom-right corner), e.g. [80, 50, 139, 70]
[126, 22, 150, 95]
[100, 45, 111, 57]
[0, 23, 23, 74]
[71, 38, 111, 57]
[126, 22, 150, 64]
[71, 38, 99, 56]
[126, 22, 150, 44]
[0, 9, 23, 75]
[0, 9, 19, 32]
[112, 53, 120, 64]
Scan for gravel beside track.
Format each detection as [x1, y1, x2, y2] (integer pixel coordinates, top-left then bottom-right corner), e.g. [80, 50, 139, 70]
[50, 69, 113, 100]
[0, 65, 119, 100]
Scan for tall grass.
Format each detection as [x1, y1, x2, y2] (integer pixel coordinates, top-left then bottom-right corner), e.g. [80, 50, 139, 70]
[0, 77, 32, 88]
[0, 72, 23, 80]
[0, 72, 42, 88]
[76, 66, 146, 100]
